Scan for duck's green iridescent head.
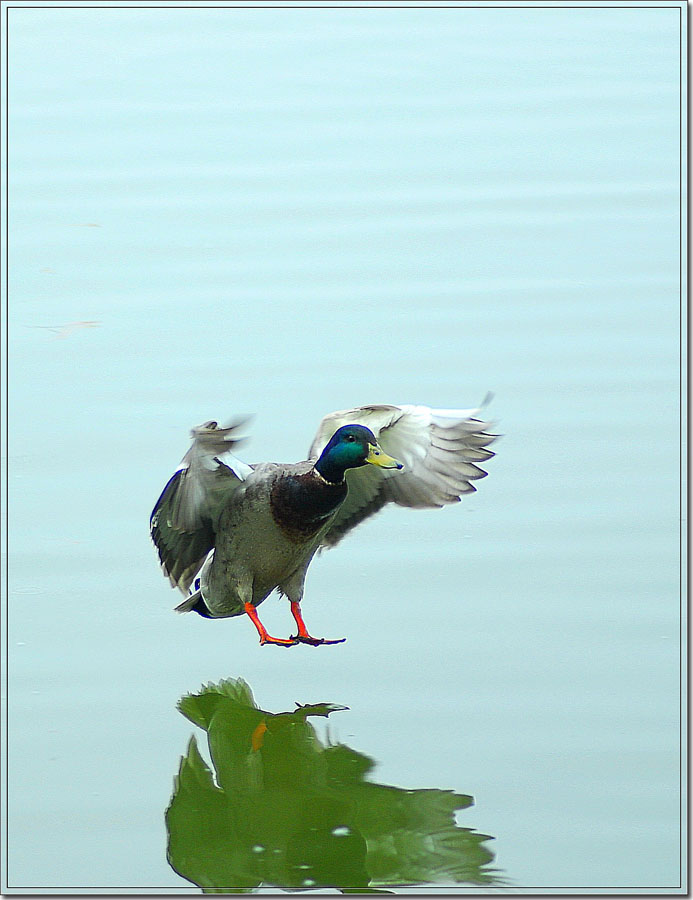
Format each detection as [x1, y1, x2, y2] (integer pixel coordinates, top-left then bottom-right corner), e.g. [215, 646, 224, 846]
[315, 424, 403, 484]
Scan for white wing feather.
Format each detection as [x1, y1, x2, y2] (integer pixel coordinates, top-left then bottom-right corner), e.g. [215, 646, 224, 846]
[308, 402, 497, 546]
[150, 419, 251, 592]
[170, 419, 252, 532]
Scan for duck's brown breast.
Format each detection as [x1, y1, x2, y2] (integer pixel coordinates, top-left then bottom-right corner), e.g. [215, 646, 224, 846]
[270, 471, 347, 540]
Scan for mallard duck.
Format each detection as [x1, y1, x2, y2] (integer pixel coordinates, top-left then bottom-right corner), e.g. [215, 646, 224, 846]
[151, 402, 497, 647]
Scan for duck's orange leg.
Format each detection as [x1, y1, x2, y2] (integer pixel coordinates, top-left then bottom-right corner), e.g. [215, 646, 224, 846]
[289, 600, 346, 646]
[244, 602, 297, 647]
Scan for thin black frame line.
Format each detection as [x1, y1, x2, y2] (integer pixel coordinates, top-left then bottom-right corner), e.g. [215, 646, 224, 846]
[681, 0, 689, 893]
[5, 5, 683, 890]
[677, 8, 680, 889]
[3, 1, 8, 890]
[677, 4, 681, 888]
[1, 0, 686, 893]
[678, 4, 685, 889]
[2, 887, 687, 892]
[2, 4, 688, 8]
[1, 0, 686, 892]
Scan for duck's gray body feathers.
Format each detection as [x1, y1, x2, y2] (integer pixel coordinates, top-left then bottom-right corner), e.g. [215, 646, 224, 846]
[152, 453, 348, 619]
[201, 462, 345, 616]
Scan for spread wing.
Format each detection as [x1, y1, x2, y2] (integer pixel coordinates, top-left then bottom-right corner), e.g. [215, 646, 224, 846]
[150, 419, 252, 593]
[308, 403, 498, 547]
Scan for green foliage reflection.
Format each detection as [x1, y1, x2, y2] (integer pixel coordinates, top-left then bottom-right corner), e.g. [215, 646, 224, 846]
[167, 678, 499, 893]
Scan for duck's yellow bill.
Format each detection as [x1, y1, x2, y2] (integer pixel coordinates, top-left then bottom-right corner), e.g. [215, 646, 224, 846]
[366, 443, 404, 469]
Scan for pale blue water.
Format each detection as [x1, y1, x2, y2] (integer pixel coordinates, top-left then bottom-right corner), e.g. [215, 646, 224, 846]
[3, 3, 686, 893]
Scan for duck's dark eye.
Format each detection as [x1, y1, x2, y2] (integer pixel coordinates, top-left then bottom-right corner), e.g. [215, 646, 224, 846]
[346, 435, 356, 442]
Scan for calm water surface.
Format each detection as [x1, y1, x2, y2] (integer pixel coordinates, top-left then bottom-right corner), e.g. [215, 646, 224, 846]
[4, 3, 686, 893]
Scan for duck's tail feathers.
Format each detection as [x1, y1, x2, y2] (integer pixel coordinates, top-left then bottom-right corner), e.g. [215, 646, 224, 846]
[174, 590, 213, 618]
[174, 593, 200, 613]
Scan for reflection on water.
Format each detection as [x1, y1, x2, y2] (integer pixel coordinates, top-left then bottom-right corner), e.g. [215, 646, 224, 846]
[166, 678, 500, 893]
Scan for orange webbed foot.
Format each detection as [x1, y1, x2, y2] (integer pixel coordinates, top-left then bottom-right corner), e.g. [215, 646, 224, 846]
[287, 601, 346, 646]
[290, 634, 346, 646]
[259, 634, 299, 648]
